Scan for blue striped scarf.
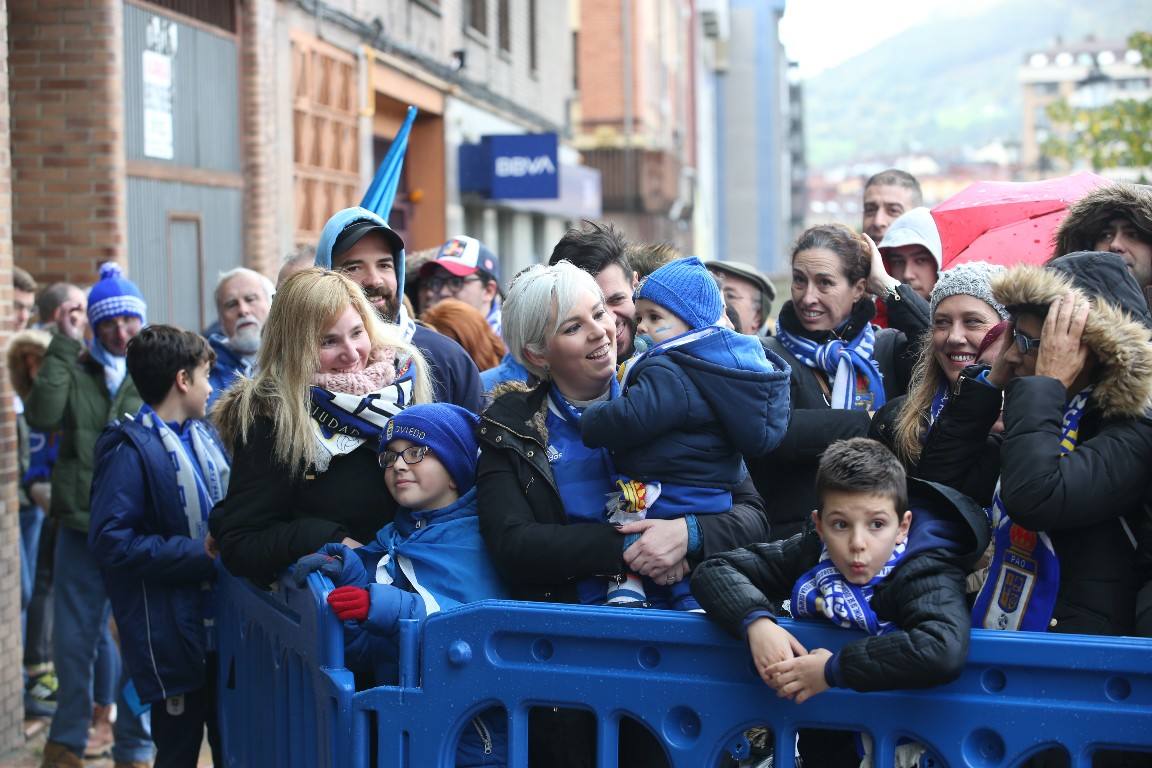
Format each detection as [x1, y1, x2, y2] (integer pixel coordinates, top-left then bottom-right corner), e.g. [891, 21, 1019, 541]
[775, 318, 887, 411]
[792, 540, 907, 635]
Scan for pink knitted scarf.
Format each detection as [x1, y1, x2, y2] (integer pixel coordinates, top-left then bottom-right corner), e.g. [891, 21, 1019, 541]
[312, 347, 397, 394]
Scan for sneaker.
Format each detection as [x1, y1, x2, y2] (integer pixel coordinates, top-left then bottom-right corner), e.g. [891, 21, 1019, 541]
[606, 573, 648, 607]
[40, 742, 84, 768]
[25, 671, 57, 718]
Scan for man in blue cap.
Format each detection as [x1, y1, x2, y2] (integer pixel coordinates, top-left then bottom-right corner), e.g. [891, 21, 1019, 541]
[314, 208, 483, 413]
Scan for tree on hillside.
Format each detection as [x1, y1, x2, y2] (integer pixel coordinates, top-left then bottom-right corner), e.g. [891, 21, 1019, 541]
[1044, 31, 1152, 178]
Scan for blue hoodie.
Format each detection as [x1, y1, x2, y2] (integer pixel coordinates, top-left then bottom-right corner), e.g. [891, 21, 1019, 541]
[314, 207, 483, 413]
[582, 328, 792, 505]
[207, 333, 252, 408]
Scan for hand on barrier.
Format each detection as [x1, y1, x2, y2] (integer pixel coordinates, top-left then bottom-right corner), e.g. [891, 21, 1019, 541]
[292, 553, 343, 587]
[767, 648, 832, 704]
[327, 586, 370, 622]
[747, 618, 806, 687]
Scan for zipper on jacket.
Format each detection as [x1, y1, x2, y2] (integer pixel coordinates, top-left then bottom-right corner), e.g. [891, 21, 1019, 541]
[471, 716, 493, 755]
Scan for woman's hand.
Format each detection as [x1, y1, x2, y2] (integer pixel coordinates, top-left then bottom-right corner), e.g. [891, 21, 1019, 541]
[863, 233, 900, 299]
[985, 322, 1017, 389]
[617, 518, 688, 577]
[1035, 293, 1091, 390]
[341, 537, 363, 549]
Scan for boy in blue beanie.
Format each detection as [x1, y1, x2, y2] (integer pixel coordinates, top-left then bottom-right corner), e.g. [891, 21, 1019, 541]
[292, 402, 507, 767]
[581, 256, 792, 610]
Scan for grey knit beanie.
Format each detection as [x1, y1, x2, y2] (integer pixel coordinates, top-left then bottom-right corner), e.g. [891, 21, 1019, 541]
[929, 261, 1010, 320]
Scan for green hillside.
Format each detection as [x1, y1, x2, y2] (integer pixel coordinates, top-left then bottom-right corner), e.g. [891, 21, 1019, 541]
[803, 0, 1152, 169]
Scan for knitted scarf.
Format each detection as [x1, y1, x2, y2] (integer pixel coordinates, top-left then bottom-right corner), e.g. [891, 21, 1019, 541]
[135, 405, 230, 540]
[89, 339, 127, 396]
[792, 540, 907, 635]
[775, 301, 887, 411]
[309, 349, 414, 472]
[972, 386, 1091, 632]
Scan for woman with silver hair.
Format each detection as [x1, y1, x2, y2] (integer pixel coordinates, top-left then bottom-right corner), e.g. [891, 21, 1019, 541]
[476, 260, 768, 767]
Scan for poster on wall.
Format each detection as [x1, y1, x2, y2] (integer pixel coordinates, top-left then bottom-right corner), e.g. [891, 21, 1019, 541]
[143, 16, 177, 160]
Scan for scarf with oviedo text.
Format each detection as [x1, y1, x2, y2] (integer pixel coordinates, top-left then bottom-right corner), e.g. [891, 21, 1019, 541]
[972, 386, 1092, 632]
[309, 349, 414, 473]
[791, 539, 907, 635]
[775, 300, 887, 412]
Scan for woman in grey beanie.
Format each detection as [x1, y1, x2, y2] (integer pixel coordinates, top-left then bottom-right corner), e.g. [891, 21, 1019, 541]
[870, 261, 1010, 467]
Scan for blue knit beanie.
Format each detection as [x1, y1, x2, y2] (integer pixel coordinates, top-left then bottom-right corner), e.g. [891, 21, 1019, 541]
[382, 403, 480, 495]
[87, 262, 147, 328]
[634, 256, 723, 331]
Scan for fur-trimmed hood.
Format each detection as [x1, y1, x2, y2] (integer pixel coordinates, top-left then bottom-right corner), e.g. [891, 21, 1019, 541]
[993, 252, 1152, 419]
[6, 328, 51, 399]
[484, 379, 549, 445]
[1053, 183, 1152, 258]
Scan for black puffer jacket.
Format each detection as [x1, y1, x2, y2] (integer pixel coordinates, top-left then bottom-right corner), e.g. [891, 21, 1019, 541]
[919, 253, 1152, 636]
[750, 291, 927, 536]
[691, 479, 989, 692]
[476, 381, 770, 604]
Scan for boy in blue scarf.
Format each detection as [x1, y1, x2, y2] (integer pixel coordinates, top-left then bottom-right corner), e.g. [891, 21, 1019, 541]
[293, 403, 507, 767]
[581, 256, 791, 609]
[692, 438, 989, 767]
[89, 326, 231, 768]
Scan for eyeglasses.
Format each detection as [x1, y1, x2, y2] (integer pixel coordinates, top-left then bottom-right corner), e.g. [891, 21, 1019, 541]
[1013, 329, 1042, 355]
[426, 275, 483, 294]
[379, 445, 431, 469]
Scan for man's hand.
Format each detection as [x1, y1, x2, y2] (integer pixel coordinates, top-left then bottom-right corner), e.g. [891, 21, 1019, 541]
[54, 300, 87, 342]
[766, 648, 833, 703]
[618, 518, 688, 577]
[863, 233, 900, 299]
[747, 618, 807, 688]
[1035, 293, 1091, 390]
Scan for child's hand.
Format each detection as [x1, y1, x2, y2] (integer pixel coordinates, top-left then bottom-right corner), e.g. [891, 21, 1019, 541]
[204, 534, 219, 560]
[747, 619, 807, 687]
[767, 648, 833, 703]
[327, 586, 370, 622]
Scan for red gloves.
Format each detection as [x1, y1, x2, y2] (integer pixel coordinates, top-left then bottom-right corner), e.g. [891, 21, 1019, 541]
[327, 586, 370, 622]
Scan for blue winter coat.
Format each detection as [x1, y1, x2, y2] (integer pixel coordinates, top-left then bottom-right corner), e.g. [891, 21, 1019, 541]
[88, 418, 222, 704]
[582, 328, 792, 490]
[314, 207, 483, 412]
[319, 488, 507, 766]
[207, 333, 251, 408]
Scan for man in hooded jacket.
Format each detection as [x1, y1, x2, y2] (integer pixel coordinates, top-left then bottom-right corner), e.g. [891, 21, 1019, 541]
[1052, 183, 1152, 303]
[314, 207, 483, 413]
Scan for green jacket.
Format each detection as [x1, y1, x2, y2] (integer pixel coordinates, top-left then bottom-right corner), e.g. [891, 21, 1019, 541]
[24, 332, 141, 533]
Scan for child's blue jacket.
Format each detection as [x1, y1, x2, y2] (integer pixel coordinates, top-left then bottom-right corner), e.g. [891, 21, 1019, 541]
[88, 417, 222, 704]
[582, 329, 792, 489]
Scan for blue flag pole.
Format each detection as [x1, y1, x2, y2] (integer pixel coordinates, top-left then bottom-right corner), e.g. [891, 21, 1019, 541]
[361, 105, 419, 218]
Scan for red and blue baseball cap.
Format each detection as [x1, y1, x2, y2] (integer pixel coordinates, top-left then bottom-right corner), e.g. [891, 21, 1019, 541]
[420, 236, 501, 284]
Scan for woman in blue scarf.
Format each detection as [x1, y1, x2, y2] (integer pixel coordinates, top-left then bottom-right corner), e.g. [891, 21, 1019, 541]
[477, 260, 768, 768]
[757, 224, 917, 537]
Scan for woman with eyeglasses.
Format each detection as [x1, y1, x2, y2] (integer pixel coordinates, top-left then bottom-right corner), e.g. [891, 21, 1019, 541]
[209, 269, 432, 585]
[869, 261, 1010, 473]
[917, 252, 1152, 640]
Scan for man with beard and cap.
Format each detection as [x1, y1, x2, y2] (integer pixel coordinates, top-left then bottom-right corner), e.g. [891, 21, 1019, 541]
[1052, 182, 1152, 303]
[208, 267, 273, 406]
[314, 207, 483, 413]
[548, 220, 646, 363]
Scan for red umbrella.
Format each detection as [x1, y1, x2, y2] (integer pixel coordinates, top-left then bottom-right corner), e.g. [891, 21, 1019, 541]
[931, 172, 1111, 269]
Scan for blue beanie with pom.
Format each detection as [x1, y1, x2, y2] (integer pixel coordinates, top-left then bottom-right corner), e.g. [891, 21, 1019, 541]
[87, 262, 147, 328]
[635, 256, 724, 331]
[382, 403, 480, 495]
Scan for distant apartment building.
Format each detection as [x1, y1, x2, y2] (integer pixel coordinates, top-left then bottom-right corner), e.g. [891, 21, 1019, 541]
[1019, 36, 1151, 179]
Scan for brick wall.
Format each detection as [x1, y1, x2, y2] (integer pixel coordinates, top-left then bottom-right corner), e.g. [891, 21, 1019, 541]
[9, 0, 126, 285]
[0, 0, 27, 749]
[240, 0, 275, 277]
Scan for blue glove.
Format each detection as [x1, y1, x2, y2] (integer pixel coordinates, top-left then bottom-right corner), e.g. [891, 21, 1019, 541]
[292, 552, 343, 587]
[316, 543, 370, 587]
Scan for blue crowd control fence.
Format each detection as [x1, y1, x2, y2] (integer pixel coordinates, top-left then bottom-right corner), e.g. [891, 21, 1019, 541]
[216, 564, 1152, 767]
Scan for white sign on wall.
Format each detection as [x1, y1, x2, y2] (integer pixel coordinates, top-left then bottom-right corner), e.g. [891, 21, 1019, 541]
[142, 16, 177, 160]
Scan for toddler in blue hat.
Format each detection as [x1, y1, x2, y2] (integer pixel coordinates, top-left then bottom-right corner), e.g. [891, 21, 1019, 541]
[582, 257, 792, 609]
[292, 402, 508, 766]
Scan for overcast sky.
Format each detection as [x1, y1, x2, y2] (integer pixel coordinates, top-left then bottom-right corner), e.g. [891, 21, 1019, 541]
[779, 0, 1004, 78]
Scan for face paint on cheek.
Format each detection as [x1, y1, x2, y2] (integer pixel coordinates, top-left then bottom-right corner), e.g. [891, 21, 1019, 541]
[653, 326, 673, 335]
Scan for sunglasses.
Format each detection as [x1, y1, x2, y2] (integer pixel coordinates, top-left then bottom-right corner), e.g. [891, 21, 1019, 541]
[379, 445, 431, 469]
[1013, 329, 1042, 355]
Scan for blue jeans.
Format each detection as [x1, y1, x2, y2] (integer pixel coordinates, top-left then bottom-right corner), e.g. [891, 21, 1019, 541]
[48, 527, 153, 762]
[19, 504, 43, 614]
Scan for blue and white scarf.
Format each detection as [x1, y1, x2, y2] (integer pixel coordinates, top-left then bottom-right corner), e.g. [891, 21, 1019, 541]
[135, 405, 230, 540]
[486, 299, 503, 340]
[309, 368, 416, 473]
[792, 540, 907, 635]
[89, 339, 128, 396]
[929, 382, 950, 427]
[972, 387, 1092, 632]
[616, 326, 722, 387]
[775, 320, 887, 411]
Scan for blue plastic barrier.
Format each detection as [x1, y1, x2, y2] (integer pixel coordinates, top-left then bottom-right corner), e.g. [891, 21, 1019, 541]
[216, 565, 1152, 767]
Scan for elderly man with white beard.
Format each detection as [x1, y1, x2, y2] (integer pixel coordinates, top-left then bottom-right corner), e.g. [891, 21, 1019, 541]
[208, 267, 273, 407]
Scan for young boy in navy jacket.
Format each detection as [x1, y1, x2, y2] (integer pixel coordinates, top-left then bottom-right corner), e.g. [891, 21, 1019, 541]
[89, 326, 230, 768]
[581, 256, 791, 609]
[293, 403, 507, 767]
